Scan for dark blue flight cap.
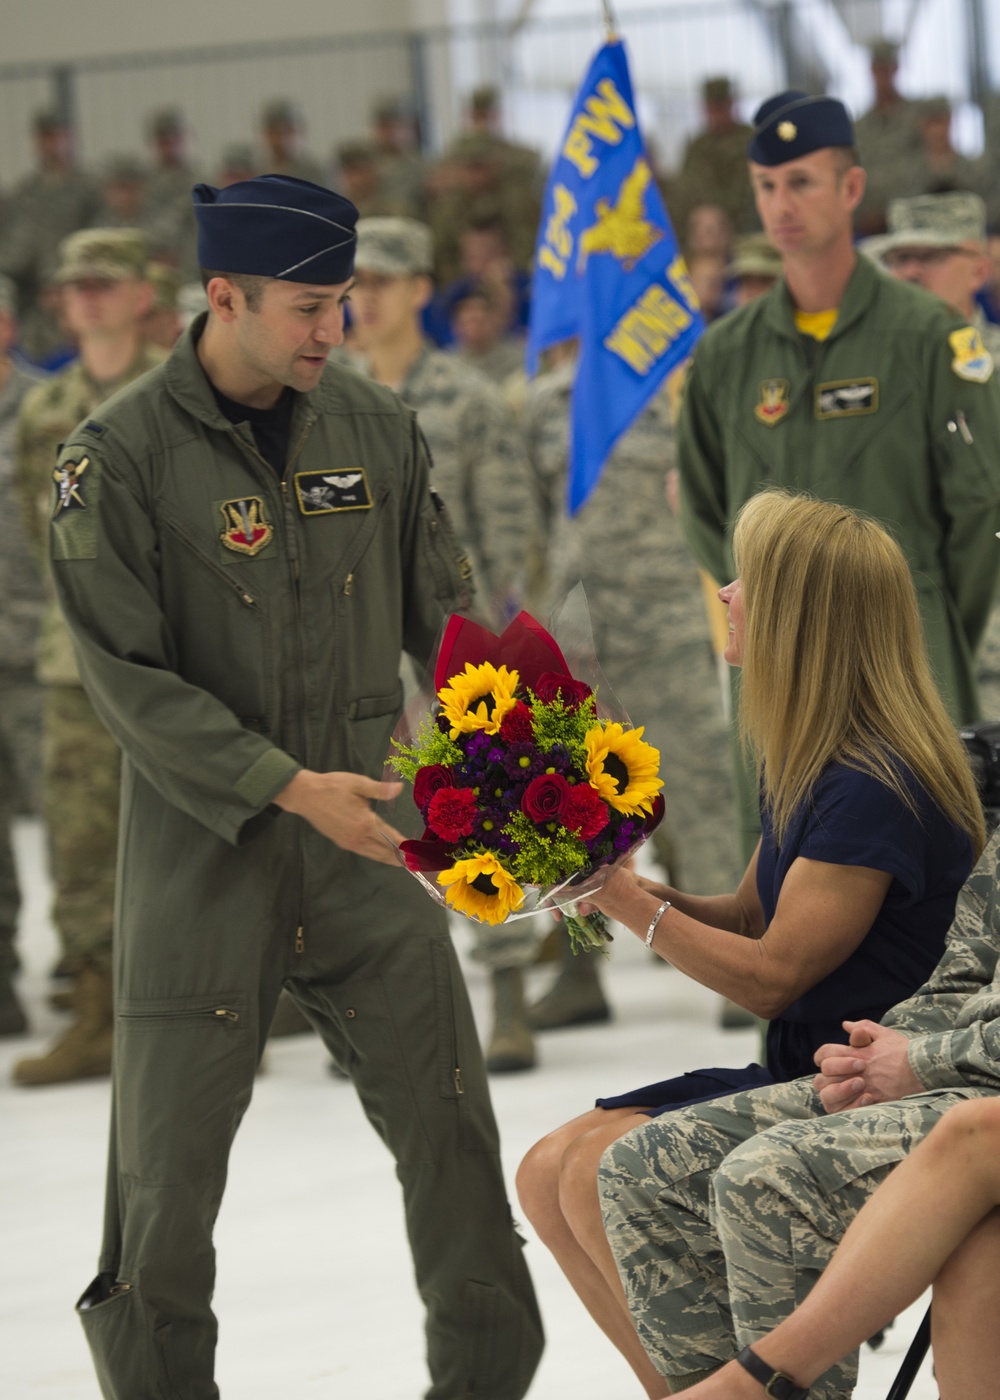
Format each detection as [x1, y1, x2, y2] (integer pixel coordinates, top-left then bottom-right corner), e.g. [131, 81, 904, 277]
[748, 91, 856, 166]
[193, 174, 358, 283]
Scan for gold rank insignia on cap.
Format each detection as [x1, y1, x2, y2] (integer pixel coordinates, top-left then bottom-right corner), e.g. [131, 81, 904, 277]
[949, 327, 994, 383]
[219, 497, 274, 556]
[52, 456, 89, 516]
[777, 120, 798, 141]
[755, 378, 790, 426]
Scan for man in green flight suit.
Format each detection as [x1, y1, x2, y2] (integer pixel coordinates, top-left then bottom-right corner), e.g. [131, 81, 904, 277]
[52, 175, 543, 1400]
[677, 91, 1000, 862]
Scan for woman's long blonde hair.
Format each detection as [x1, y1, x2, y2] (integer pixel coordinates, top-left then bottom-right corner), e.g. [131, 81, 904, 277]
[734, 489, 985, 857]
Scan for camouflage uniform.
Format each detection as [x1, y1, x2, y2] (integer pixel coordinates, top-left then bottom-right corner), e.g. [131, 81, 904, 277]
[854, 98, 924, 232]
[0, 340, 46, 982]
[600, 829, 1000, 1397]
[453, 338, 525, 387]
[525, 360, 739, 897]
[15, 236, 165, 976]
[0, 167, 102, 362]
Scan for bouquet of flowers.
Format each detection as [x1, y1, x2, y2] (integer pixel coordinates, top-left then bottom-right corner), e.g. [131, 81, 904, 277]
[386, 608, 664, 952]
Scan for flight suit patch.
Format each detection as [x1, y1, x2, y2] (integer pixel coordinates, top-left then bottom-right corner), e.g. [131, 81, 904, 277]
[52, 456, 90, 516]
[950, 327, 994, 383]
[294, 468, 373, 515]
[219, 497, 274, 556]
[754, 379, 790, 426]
[815, 377, 879, 419]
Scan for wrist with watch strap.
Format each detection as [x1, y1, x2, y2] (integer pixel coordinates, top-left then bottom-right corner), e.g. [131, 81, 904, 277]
[736, 1345, 810, 1399]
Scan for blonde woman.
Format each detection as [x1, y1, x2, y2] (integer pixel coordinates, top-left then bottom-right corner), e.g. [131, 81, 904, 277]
[516, 490, 985, 1398]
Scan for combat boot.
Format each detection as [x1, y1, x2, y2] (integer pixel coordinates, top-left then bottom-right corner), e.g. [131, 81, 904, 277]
[0, 969, 28, 1037]
[485, 967, 536, 1073]
[13, 964, 113, 1086]
[528, 948, 611, 1030]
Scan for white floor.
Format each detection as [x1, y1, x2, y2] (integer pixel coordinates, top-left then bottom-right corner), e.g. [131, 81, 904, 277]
[2, 819, 937, 1399]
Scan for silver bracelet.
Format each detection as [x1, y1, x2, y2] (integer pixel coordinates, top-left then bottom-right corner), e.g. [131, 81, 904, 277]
[645, 898, 672, 948]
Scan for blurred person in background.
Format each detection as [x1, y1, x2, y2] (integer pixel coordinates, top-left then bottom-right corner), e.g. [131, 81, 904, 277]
[429, 133, 540, 286]
[349, 216, 543, 1072]
[447, 282, 524, 385]
[854, 38, 924, 234]
[676, 77, 755, 236]
[369, 94, 427, 216]
[463, 83, 542, 198]
[12, 230, 163, 1086]
[334, 139, 411, 218]
[95, 154, 147, 228]
[215, 143, 257, 190]
[687, 252, 729, 322]
[142, 261, 184, 350]
[144, 107, 198, 222]
[0, 109, 102, 365]
[258, 98, 326, 185]
[0, 273, 46, 1037]
[915, 96, 986, 198]
[727, 231, 782, 306]
[679, 91, 1000, 867]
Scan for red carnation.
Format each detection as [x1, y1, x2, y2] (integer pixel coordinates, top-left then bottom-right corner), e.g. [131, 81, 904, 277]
[534, 672, 593, 710]
[499, 701, 534, 743]
[562, 784, 610, 841]
[413, 763, 454, 812]
[426, 785, 478, 841]
[522, 772, 572, 824]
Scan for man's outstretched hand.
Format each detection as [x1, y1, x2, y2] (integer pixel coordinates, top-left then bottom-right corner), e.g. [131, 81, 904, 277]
[812, 1019, 924, 1114]
[274, 771, 405, 865]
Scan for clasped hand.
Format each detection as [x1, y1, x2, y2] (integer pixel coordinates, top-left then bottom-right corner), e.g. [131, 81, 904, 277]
[273, 770, 405, 865]
[812, 1019, 924, 1113]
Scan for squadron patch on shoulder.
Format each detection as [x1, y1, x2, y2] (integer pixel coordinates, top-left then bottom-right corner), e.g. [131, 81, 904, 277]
[52, 456, 90, 517]
[754, 379, 790, 426]
[815, 377, 879, 419]
[950, 327, 995, 383]
[294, 468, 372, 515]
[219, 497, 274, 556]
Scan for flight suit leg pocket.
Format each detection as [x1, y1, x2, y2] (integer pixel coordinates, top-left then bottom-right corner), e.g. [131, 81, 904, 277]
[115, 992, 254, 1185]
[429, 936, 499, 1156]
[77, 1272, 152, 1400]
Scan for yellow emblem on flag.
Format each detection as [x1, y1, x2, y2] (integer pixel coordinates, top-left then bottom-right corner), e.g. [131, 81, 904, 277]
[949, 327, 994, 383]
[577, 157, 664, 272]
[755, 379, 791, 426]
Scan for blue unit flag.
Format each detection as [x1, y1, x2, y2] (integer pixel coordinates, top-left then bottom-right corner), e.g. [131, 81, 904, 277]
[527, 39, 704, 513]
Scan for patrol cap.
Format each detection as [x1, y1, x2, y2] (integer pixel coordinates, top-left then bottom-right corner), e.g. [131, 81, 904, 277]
[337, 139, 377, 168]
[877, 192, 988, 255]
[147, 261, 182, 312]
[920, 95, 952, 120]
[193, 175, 358, 284]
[354, 217, 433, 276]
[262, 98, 300, 129]
[0, 272, 16, 317]
[33, 107, 65, 135]
[102, 153, 146, 184]
[870, 39, 900, 66]
[149, 107, 184, 139]
[56, 228, 150, 283]
[217, 144, 257, 178]
[748, 90, 855, 166]
[371, 95, 409, 124]
[470, 84, 500, 114]
[727, 232, 782, 281]
[703, 76, 734, 104]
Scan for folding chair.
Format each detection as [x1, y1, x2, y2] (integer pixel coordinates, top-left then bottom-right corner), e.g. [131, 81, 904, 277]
[884, 1305, 933, 1400]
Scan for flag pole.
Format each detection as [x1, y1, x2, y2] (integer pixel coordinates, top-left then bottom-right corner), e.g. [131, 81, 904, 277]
[601, 0, 618, 40]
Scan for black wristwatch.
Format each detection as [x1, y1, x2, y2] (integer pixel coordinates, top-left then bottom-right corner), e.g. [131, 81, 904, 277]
[736, 1345, 810, 1399]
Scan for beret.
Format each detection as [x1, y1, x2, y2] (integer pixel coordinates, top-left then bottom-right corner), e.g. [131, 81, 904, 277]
[193, 175, 358, 284]
[748, 90, 855, 166]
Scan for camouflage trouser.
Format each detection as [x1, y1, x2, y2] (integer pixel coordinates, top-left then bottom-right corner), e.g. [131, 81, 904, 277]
[43, 684, 120, 976]
[599, 1074, 988, 1398]
[0, 670, 44, 971]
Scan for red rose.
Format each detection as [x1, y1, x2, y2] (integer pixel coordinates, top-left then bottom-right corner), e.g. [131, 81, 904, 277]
[499, 701, 534, 743]
[534, 672, 593, 709]
[522, 772, 572, 824]
[426, 785, 478, 841]
[562, 784, 610, 841]
[413, 763, 454, 812]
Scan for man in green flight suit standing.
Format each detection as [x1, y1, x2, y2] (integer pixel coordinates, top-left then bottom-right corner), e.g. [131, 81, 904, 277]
[51, 175, 543, 1400]
[677, 91, 1000, 862]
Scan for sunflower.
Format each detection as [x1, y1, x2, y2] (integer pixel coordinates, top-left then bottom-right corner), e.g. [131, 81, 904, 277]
[438, 662, 520, 740]
[437, 852, 524, 925]
[584, 722, 663, 816]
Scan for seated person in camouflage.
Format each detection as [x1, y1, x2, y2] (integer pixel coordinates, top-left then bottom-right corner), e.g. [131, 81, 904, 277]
[677, 1093, 1000, 1399]
[518, 491, 983, 1398]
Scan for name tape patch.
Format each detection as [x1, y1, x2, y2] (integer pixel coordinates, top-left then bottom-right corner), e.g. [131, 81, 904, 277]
[294, 468, 373, 515]
[815, 377, 879, 419]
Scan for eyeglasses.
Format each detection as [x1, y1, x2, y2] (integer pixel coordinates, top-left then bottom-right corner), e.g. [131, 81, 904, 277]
[884, 246, 978, 270]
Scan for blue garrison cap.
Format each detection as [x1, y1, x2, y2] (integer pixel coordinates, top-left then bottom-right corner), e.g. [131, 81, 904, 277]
[193, 174, 358, 283]
[748, 91, 855, 166]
